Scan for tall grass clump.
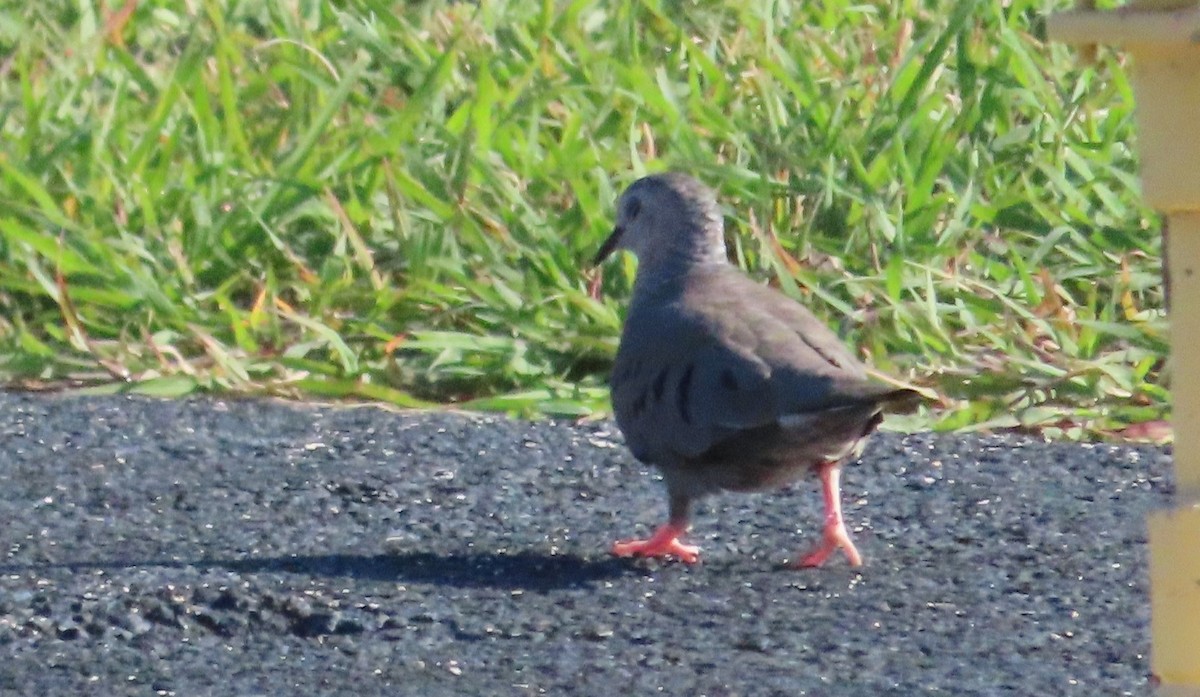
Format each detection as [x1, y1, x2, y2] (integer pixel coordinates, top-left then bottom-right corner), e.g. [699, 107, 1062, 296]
[0, 0, 1164, 436]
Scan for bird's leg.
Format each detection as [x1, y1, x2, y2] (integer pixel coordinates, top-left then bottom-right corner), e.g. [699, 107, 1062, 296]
[791, 461, 863, 568]
[611, 494, 700, 563]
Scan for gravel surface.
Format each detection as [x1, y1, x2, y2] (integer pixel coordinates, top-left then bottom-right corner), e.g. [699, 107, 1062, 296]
[0, 392, 1168, 696]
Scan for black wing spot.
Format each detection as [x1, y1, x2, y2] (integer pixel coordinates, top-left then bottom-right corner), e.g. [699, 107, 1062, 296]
[719, 368, 738, 391]
[652, 367, 669, 402]
[617, 359, 644, 386]
[676, 364, 695, 426]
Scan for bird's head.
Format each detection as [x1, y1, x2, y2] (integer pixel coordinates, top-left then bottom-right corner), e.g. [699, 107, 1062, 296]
[593, 172, 726, 270]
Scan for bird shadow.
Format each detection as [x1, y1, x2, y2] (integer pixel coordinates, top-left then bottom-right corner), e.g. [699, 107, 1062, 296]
[0, 549, 642, 591]
[220, 550, 641, 590]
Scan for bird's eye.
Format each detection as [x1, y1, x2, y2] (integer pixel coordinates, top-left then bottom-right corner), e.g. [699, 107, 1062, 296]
[626, 198, 641, 220]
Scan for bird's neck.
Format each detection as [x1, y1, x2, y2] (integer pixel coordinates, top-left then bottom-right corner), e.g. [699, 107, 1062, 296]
[632, 216, 728, 294]
[632, 243, 728, 298]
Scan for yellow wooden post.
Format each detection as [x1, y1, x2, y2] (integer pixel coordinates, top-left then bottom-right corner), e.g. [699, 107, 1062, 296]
[1048, 1, 1200, 690]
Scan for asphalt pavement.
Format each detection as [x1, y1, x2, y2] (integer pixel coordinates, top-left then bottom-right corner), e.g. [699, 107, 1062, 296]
[0, 392, 1168, 695]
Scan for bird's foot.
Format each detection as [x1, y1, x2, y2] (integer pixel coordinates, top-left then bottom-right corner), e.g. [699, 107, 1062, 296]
[611, 522, 700, 563]
[789, 460, 863, 568]
[789, 520, 862, 568]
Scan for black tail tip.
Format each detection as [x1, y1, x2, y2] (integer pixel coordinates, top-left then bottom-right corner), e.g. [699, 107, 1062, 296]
[883, 388, 927, 415]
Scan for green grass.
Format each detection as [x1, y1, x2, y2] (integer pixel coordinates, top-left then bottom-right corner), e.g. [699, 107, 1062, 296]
[0, 0, 1166, 437]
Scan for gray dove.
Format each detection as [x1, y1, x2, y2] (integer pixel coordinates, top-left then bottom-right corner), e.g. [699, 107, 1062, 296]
[594, 172, 919, 567]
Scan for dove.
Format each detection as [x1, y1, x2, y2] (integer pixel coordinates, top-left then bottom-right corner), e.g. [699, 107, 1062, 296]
[593, 172, 919, 567]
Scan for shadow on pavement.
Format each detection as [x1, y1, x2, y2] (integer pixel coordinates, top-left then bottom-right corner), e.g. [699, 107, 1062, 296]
[0, 550, 642, 591]
[219, 550, 641, 590]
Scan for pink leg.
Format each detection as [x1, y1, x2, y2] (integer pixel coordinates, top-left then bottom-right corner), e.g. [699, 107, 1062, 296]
[791, 462, 863, 568]
[611, 520, 701, 564]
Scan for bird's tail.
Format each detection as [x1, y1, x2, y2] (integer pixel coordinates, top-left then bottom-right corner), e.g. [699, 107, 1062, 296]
[877, 387, 924, 415]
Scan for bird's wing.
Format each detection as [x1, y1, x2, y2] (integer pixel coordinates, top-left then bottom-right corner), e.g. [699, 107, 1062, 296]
[610, 303, 777, 461]
[611, 268, 908, 463]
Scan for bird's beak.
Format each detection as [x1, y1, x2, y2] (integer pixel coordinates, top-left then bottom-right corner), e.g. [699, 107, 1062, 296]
[592, 225, 623, 266]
